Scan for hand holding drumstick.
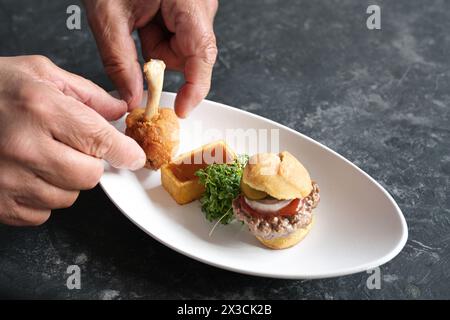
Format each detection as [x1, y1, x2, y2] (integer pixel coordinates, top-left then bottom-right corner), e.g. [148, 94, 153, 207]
[125, 59, 180, 170]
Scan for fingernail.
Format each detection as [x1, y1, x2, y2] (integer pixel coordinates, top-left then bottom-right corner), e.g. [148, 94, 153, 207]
[176, 105, 192, 118]
[119, 89, 134, 107]
[130, 155, 146, 171]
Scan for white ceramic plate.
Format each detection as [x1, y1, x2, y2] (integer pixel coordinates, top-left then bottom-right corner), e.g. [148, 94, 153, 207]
[100, 91, 408, 279]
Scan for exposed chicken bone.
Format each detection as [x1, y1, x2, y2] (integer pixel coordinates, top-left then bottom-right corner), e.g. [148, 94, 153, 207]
[144, 59, 166, 120]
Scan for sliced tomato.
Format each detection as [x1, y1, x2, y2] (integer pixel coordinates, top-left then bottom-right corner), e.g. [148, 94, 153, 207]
[277, 198, 301, 216]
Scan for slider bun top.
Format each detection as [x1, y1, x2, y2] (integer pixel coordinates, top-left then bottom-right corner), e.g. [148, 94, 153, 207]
[242, 151, 313, 200]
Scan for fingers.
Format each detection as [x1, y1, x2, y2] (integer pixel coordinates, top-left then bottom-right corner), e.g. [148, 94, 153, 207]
[50, 67, 128, 121]
[84, 0, 143, 109]
[160, 0, 218, 117]
[0, 161, 80, 210]
[175, 53, 216, 118]
[31, 138, 105, 190]
[16, 176, 79, 210]
[49, 95, 146, 170]
[0, 181, 51, 226]
[138, 22, 184, 71]
[15, 54, 128, 120]
[0, 205, 51, 227]
[0, 166, 71, 227]
[205, 0, 219, 18]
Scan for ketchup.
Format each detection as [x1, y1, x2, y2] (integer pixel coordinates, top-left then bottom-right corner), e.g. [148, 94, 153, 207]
[239, 196, 300, 218]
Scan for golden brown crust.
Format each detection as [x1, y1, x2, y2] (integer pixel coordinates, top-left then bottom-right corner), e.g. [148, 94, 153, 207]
[125, 108, 180, 170]
[161, 141, 236, 204]
[161, 165, 206, 205]
[242, 151, 313, 199]
[256, 216, 314, 249]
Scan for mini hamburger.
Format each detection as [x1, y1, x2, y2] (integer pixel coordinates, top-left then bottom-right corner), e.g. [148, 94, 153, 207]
[232, 151, 320, 249]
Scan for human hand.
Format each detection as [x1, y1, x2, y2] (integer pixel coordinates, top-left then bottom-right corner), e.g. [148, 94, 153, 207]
[84, 0, 219, 118]
[0, 55, 146, 226]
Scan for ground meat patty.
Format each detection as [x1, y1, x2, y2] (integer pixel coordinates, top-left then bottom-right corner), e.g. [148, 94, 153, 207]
[233, 182, 320, 240]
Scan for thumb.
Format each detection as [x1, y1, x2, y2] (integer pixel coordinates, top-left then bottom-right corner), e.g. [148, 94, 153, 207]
[99, 125, 147, 170]
[50, 92, 147, 170]
[85, 0, 143, 109]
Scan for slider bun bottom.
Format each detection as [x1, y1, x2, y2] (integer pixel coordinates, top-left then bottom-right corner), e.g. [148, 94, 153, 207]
[256, 216, 315, 250]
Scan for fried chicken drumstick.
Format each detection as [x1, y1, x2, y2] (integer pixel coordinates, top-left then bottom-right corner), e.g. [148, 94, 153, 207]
[125, 60, 180, 170]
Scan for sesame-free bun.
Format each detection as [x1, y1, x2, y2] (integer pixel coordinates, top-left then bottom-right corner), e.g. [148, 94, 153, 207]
[242, 151, 313, 200]
[256, 216, 314, 249]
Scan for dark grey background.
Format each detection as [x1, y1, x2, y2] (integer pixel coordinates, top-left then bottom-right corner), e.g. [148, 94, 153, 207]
[0, 0, 449, 299]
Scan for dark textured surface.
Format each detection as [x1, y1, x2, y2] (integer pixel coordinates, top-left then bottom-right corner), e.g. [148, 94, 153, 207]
[0, 0, 449, 299]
